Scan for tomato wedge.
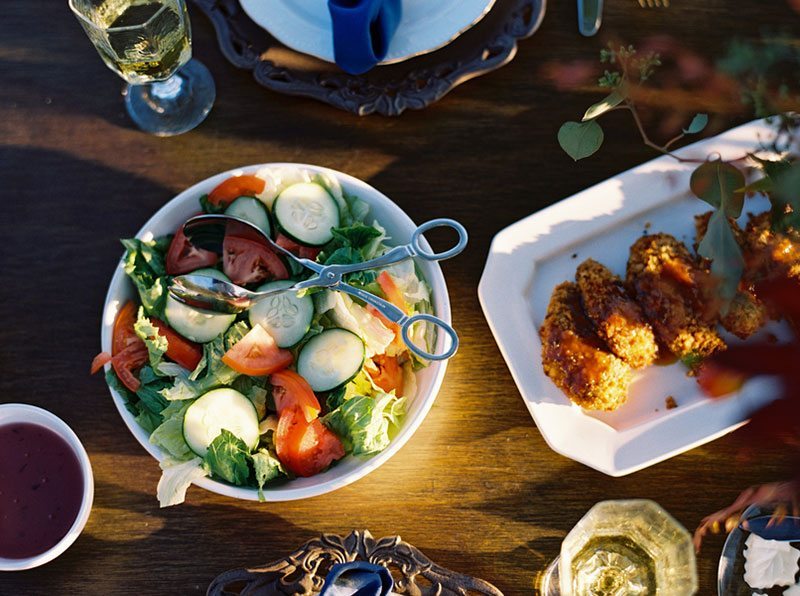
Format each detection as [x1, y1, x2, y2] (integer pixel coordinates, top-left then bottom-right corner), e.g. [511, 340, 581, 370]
[275, 406, 345, 477]
[111, 342, 149, 392]
[223, 235, 289, 286]
[270, 370, 321, 422]
[377, 271, 408, 313]
[166, 227, 219, 276]
[208, 175, 266, 207]
[275, 233, 322, 261]
[91, 352, 112, 374]
[221, 324, 293, 376]
[150, 318, 203, 371]
[113, 300, 141, 355]
[92, 301, 148, 391]
[365, 355, 404, 395]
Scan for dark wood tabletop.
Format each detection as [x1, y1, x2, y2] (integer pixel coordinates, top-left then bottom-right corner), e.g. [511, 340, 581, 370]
[2, 1, 799, 594]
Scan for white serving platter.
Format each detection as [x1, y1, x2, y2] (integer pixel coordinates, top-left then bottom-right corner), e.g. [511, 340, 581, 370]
[239, 0, 496, 66]
[479, 119, 791, 476]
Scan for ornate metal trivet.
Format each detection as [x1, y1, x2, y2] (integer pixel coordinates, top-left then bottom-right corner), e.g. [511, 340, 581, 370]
[207, 530, 504, 595]
[190, 0, 546, 116]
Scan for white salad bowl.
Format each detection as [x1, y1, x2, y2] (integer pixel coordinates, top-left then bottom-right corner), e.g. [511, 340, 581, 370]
[100, 164, 452, 502]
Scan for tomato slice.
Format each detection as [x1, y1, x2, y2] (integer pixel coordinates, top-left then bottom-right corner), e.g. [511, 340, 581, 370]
[270, 369, 321, 422]
[275, 233, 322, 261]
[221, 324, 293, 376]
[365, 355, 404, 395]
[166, 227, 219, 276]
[208, 175, 266, 207]
[275, 406, 345, 477]
[377, 271, 408, 313]
[150, 318, 203, 371]
[113, 301, 141, 355]
[222, 235, 289, 286]
[111, 343, 149, 392]
[91, 352, 112, 374]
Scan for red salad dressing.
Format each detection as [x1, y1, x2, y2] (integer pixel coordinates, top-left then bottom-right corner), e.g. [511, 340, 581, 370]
[0, 423, 84, 559]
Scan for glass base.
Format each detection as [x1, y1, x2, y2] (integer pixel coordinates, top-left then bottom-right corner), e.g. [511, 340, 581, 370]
[538, 557, 560, 595]
[124, 59, 215, 136]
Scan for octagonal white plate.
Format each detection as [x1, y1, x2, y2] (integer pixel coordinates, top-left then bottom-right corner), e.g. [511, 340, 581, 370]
[479, 119, 792, 477]
[239, 0, 496, 65]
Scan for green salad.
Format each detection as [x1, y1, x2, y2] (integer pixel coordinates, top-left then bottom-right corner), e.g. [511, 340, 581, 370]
[93, 166, 435, 506]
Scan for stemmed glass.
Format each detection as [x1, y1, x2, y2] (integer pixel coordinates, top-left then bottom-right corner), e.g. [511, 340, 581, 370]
[69, 0, 215, 136]
[539, 500, 698, 595]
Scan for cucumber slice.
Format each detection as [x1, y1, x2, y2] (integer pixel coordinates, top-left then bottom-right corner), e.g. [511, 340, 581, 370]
[297, 329, 365, 392]
[182, 388, 259, 457]
[224, 197, 271, 236]
[165, 295, 235, 343]
[190, 267, 229, 281]
[248, 280, 313, 348]
[273, 182, 340, 246]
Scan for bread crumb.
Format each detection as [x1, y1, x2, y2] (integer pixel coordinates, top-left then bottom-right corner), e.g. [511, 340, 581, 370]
[665, 396, 678, 410]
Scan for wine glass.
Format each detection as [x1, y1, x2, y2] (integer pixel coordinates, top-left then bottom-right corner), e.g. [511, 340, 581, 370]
[69, 0, 215, 136]
[539, 500, 698, 595]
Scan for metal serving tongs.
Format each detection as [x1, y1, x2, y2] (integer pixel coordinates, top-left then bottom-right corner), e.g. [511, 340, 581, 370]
[168, 214, 468, 361]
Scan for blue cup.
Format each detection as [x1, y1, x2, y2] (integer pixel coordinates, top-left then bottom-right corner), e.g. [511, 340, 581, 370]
[319, 562, 394, 596]
[328, 0, 402, 75]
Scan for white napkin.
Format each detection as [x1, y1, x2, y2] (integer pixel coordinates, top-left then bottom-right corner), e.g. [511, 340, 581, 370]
[743, 533, 800, 589]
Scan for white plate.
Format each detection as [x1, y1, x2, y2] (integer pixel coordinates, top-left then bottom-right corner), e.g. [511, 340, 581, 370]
[101, 164, 451, 501]
[479, 119, 791, 477]
[239, 0, 497, 65]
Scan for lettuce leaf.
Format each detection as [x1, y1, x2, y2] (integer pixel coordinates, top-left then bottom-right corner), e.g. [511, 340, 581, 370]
[149, 400, 193, 461]
[160, 322, 249, 401]
[135, 366, 170, 415]
[121, 237, 170, 319]
[322, 393, 406, 456]
[156, 456, 208, 508]
[313, 291, 394, 357]
[106, 368, 138, 417]
[203, 429, 251, 485]
[133, 307, 169, 373]
[252, 448, 285, 501]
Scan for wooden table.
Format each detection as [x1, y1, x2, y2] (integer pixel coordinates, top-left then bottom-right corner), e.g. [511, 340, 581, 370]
[2, 1, 798, 594]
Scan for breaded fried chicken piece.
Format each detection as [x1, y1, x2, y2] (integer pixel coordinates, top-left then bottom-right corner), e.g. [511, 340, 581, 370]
[540, 282, 632, 411]
[576, 259, 658, 368]
[694, 212, 767, 339]
[626, 233, 726, 364]
[743, 212, 800, 282]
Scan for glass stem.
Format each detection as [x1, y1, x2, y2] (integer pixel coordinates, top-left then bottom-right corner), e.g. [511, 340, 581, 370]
[151, 73, 184, 101]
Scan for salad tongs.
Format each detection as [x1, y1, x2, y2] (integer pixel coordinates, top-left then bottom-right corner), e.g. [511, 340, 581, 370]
[168, 214, 467, 360]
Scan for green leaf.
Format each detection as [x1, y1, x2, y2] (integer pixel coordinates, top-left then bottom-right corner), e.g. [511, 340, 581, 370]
[133, 307, 169, 373]
[683, 114, 709, 134]
[149, 400, 194, 461]
[204, 429, 252, 485]
[690, 160, 746, 217]
[252, 449, 285, 501]
[697, 209, 745, 312]
[135, 366, 170, 415]
[582, 90, 625, 121]
[322, 393, 406, 456]
[199, 193, 225, 214]
[737, 176, 774, 195]
[772, 162, 800, 230]
[558, 121, 604, 161]
[121, 237, 171, 319]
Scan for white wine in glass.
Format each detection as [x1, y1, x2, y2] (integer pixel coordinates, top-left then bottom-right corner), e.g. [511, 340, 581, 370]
[70, 0, 215, 136]
[540, 500, 698, 595]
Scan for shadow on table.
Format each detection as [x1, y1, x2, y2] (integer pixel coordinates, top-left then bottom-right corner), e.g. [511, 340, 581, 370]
[0, 145, 175, 456]
[1, 478, 310, 595]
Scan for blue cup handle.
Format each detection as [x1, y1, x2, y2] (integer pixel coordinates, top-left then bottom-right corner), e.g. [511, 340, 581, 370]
[328, 0, 402, 75]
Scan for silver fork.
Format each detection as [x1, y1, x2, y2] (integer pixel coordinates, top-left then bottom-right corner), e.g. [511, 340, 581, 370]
[638, 0, 669, 6]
